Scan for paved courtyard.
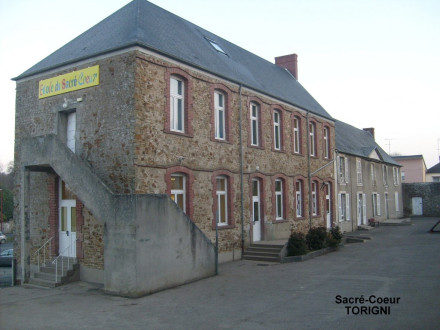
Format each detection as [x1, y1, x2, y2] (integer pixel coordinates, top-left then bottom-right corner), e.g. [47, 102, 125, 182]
[1, 217, 439, 329]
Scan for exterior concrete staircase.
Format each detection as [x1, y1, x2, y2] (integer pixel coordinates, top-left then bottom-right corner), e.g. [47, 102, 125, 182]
[243, 243, 284, 263]
[29, 258, 79, 288]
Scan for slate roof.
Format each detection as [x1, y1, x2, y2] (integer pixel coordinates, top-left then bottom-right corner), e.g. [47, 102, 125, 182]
[335, 120, 400, 166]
[13, 0, 331, 120]
[426, 162, 440, 174]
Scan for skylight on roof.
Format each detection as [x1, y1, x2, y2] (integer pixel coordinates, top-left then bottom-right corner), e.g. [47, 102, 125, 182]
[205, 37, 227, 55]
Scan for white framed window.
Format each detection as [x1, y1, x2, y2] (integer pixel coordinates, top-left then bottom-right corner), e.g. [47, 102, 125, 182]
[395, 191, 399, 212]
[171, 174, 186, 212]
[293, 117, 300, 154]
[356, 158, 363, 185]
[323, 126, 330, 159]
[371, 163, 376, 186]
[275, 179, 283, 220]
[372, 192, 381, 217]
[273, 110, 281, 150]
[170, 76, 184, 132]
[214, 91, 226, 140]
[338, 192, 350, 221]
[250, 103, 259, 146]
[393, 167, 399, 185]
[309, 122, 316, 156]
[383, 165, 389, 186]
[295, 180, 303, 217]
[312, 181, 318, 216]
[216, 176, 228, 226]
[338, 156, 349, 184]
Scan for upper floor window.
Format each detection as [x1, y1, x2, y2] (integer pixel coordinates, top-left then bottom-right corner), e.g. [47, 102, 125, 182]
[323, 126, 330, 159]
[393, 167, 399, 185]
[356, 158, 363, 185]
[309, 122, 316, 156]
[371, 163, 377, 186]
[338, 156, 349, 184]
[214, 91, 226, 140]
[293, 116, 301, 154]
[170, 76, 185, 133]
[250, 102, 260, 146]
[383, 165, 389, 186]
[273, 110, 281, 151]
[170, 173, 186, 212]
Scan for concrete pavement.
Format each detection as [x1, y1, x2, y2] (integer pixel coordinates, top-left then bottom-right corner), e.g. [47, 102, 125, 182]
[1, 217, 440, 329]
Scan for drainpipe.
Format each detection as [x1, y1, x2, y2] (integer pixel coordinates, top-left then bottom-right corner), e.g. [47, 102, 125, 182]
[306, 112, 312, 230]
[238, 84, 245, 259]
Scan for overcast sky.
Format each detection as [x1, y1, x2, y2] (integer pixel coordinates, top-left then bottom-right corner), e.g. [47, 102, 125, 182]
[1, 0, 439, 172]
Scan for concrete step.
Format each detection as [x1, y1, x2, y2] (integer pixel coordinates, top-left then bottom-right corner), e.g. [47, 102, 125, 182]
[28, 277, 59, 288]
[243, 255, 280, 263]
[243, 243, 284, 263]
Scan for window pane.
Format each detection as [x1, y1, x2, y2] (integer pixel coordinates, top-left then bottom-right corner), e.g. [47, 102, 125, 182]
[277, 194, 282, 218]
[218, 93, 223, 107]
[177, 99, 183, 131]
[275, 180, 281, 192]
[252, 120, 258, 145]
[61, 181, 75, 200]
[177, 80, 182, 95]
[253, 201, 259, 222]
[218, 110, 224, 139]
[219, 195, 226, 223]
[176, 194, 184, 210]
[217, 177, 226, 191]
[61, 207, 67, 231]
[71, 207, 77, 232]
[171, 175, 183, 190]
[252, 180, 259, 196]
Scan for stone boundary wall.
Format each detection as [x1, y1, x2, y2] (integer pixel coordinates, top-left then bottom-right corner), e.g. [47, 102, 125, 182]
[402, 183, 440, 217]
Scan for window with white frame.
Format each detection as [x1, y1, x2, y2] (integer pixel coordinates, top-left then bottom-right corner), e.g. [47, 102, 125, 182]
[214, 91, 226, 140]
[293, 116, 301, 154]
[371, 163, 376, 186]
[273, 110, 281, 150]
[323, 126, 330, 159]
[295, 180, 303, 217]
[372, 192, 381, 217]
[250, 102, 259, 146]
[171, 174, 186, 212]
[393, 167, 399, 185]
[275, 179, 284, 220]
[216, 176, 228, 225]
[312, 181, 319, 216]
[395, 191, 399, 212]
[338, 192, 350, 221]
[356, 158, 363, 185]
[309, 122, 316, 156]
[170, 76, 185, 132]
[383, 165, 389, 186]
[338, 156, 349, 184]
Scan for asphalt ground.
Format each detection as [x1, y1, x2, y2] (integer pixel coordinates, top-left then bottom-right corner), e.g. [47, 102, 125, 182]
[1, 217, 439, 329]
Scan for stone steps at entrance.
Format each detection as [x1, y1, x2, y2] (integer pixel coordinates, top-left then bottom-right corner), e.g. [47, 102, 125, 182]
[243, 243, 285, 263]
[29, 259, 80, 288]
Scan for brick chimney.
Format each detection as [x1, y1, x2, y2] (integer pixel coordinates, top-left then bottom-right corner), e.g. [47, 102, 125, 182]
[275, 54, 298, 80]
[363, 127, 375, 139]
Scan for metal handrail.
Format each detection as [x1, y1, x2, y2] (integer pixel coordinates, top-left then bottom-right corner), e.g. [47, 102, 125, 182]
[34, 237, 54, 272]
[52, 240, 75, 283]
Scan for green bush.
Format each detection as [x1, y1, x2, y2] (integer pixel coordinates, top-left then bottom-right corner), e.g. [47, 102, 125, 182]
[287, 231, 308, 256]
[326, 226, 342, 247]
[306, 226, 327, 251]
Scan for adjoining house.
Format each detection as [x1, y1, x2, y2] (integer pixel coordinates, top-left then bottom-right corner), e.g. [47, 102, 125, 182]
[334, 121, 403, 232]
[392, 155, 427, 183]
[426, 161, 440, 182]
[13, 0, 337, 295]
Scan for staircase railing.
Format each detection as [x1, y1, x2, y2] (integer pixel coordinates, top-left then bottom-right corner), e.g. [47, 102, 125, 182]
[34, 237, 54, 272]
[52, 241, 75, 283]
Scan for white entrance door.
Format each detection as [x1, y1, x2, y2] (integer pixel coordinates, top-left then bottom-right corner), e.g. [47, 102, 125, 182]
[59, 181, 77, 258]
[325, 183, 331, 228]
[384, 193, 389, 219]
[252, 179, 261, 242]
[412, 197, 423, 215]
[67, 112, 76, 153]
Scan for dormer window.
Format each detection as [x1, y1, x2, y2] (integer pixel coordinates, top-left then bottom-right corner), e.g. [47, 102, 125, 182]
[205, 37, 227, 55]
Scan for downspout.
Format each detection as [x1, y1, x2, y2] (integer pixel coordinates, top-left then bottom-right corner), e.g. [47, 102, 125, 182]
[238, 84, 244, 259]
[306, 112, 312, 230]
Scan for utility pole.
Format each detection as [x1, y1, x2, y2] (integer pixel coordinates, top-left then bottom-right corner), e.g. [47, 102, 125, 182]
[385, 138, 393, 154]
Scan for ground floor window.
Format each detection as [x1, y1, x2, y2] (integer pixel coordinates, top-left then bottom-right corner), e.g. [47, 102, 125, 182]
[338, 192, 350, 221]
[171, 174, 186, 212]
[372, 192, 381, 217]
[216, 176, 228, 226]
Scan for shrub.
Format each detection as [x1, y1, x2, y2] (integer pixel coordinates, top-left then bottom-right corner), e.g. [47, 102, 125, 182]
[287, 231, 308, 256]
[306, 226, 327, 251]
[330, 226, 343, 242]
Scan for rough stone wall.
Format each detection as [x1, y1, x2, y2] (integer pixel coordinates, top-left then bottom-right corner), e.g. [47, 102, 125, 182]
[133, 51, 335, 250]
[81, 208, 104, 269]
[402, 183, 440, 217]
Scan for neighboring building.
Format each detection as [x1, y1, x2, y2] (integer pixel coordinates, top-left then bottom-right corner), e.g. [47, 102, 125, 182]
[335, 122, 403, 232]
[426, 161, 440, 182]
[392, 155, 427, 183]
[13, 0, 336, 295]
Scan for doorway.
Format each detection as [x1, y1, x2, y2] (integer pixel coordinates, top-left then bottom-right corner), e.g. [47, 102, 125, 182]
[252, 179, 261, 242]
[59, 181, 77, 258]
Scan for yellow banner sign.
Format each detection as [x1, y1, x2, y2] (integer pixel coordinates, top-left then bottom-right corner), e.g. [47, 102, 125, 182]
[39, 65, 99, 99]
